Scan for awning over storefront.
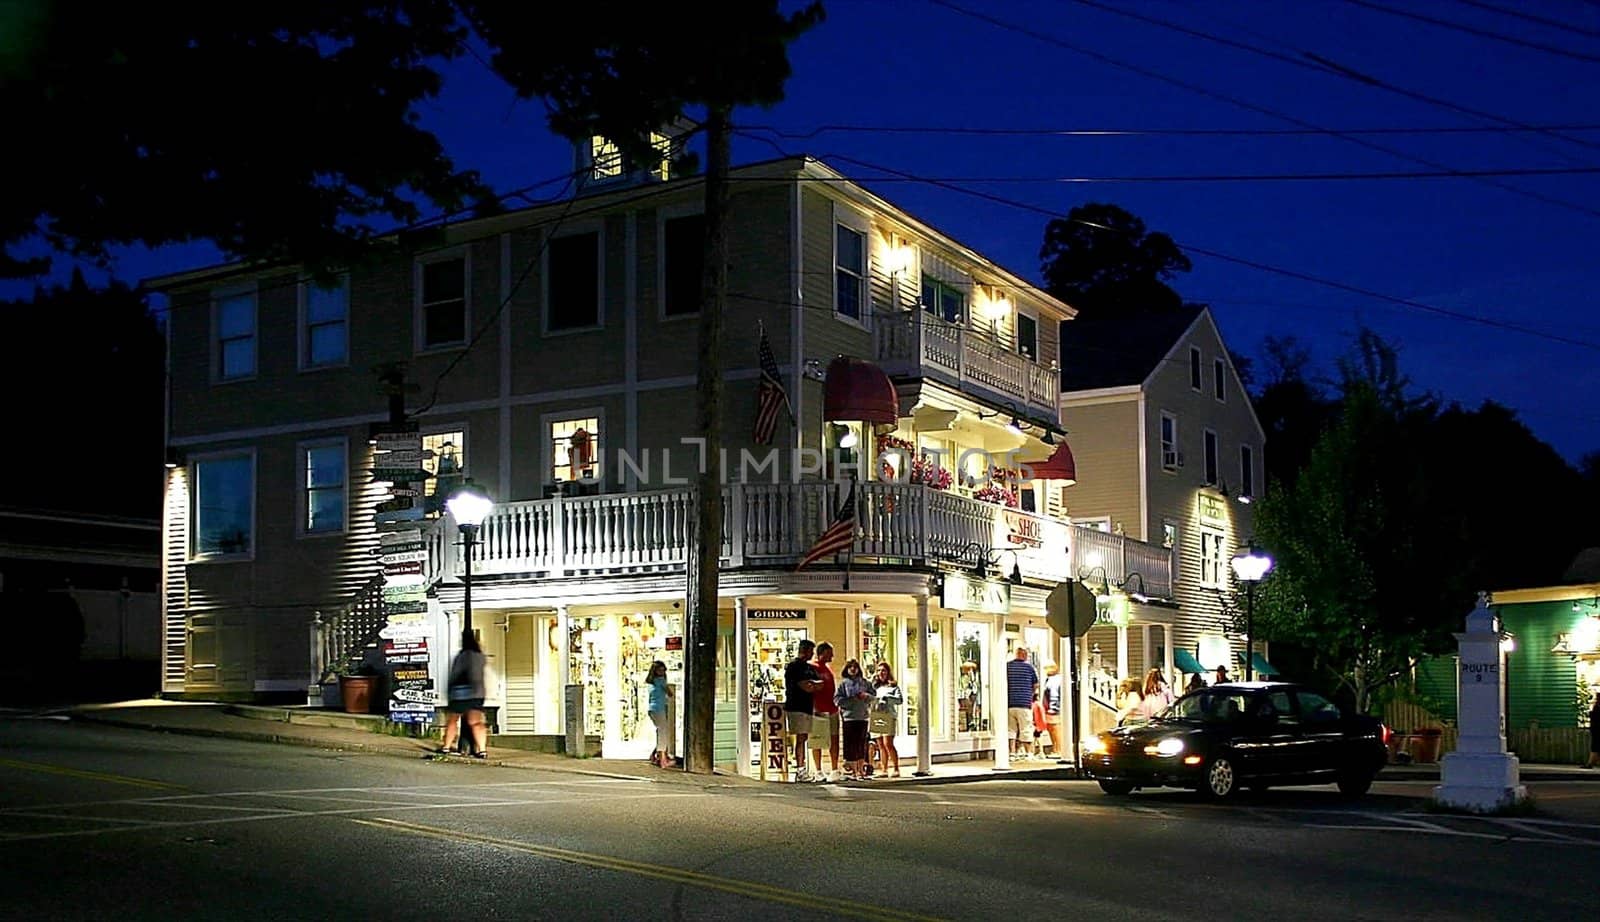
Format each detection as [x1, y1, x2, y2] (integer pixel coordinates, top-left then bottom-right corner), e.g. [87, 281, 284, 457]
[823, 356, 899, 424]
[1029, 441, 1077, 486]
[1174, 649, 1205, 675]
[1237, 652, 1279, 676]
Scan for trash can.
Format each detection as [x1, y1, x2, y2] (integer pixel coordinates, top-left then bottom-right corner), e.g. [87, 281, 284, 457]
[1410, 727, 1443, 764]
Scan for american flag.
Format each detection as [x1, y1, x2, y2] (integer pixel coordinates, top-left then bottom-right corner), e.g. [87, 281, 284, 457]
[796, 480, 858, 571]
[753, 327, 790, 446]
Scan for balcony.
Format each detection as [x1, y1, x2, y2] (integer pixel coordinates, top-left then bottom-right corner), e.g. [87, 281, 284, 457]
[874, 310, 1059, 418]
[422, 483, 1170, 598]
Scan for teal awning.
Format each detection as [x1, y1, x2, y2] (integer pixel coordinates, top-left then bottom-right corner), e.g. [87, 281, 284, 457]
[1174, 649, 1205, 674]
[1236, 652, 1278, 676]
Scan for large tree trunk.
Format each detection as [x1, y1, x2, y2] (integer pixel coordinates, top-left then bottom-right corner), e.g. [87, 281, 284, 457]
[685, 106, 731, 774]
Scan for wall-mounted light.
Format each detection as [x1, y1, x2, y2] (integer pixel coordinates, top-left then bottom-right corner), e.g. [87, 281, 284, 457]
[1500, 634, 1516, 653]
[1006, 416, 1023, 436]
[888, 244, 914, 276]
[164, 447, 182, 470]
[985, 293, 1012, 321]
[839, 428, 859, 449]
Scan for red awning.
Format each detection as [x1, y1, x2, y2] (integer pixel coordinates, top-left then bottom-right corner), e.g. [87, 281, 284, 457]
[1030, 441, 1077, 484]
[822, 356, 899, 424]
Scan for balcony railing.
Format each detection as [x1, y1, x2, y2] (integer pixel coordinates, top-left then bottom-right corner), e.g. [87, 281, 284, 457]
[423, 483, 1170, 598]
[874, 310, 1059, 416]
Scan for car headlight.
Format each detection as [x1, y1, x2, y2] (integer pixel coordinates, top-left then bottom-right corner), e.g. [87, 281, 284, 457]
[1144, 737, 1185, 757]
[1083, 736, 1110, 755]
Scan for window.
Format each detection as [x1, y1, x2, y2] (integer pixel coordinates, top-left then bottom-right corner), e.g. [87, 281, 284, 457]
[422, 430, 464, 514]
[1213, 358, 1226, 401]
[1160, 412, 1179, 470]
[193, 453, 253, 557]
[301, 276, 348, 369]
[1074, 516, 1111, 533]
[302, 442, 346, 534]
[1016, 312, 1038, 360]
[1170, 690, 1250, 724]
[1200, 529, 1224, 587]
[662, 214, 703, 317]
[1203, 429, 1219, 485]
[548, 231, 601, 331]
[418, 255, 467, 348]
[921, 275, 966, 324]
[1161, 520, 1177, 549]
[1240, 445, 1254, 499]
[1265, 690, 1298, 725]
[648, 131, 672, 181]
[1189, 347, 1202, 391]
[835, 224, 866, 321]
[214, 288, 256, 380]
[1294, 690, 1342, 723]
[590, 136, 622, 180]
[551, 416, 601, 484]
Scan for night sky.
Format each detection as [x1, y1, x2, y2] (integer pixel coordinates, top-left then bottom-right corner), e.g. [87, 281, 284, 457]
[18, 1, 1600, 460]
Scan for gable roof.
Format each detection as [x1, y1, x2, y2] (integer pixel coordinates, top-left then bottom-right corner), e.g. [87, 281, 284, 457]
[1058, 305, 1204, 391]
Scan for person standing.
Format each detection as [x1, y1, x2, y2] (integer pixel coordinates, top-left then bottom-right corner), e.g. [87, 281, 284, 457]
[1042, 664, 1064, 760]
[1588, 693, 1599, 769]
[810, 642, 841, 782]
[1214, 664, 1231, 685]
[870, 661, 903, 778]
[1115, 677, 1145, 725]
[440, 629, 488, 759]
[1138, 668, 1172, 719]
[1186, 672, 1206, 694]
[834, 659, 875, 781]
[646, 660, 672, 769]
[1006, 646, 1039, 760]
[784, 640, 821, 782]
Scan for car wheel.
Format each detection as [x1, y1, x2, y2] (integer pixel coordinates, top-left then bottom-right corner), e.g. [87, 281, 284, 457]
[1337, 770, 1374, 796]
[1098, 779, 1135, 796]
[1202, 756, 1239, 800]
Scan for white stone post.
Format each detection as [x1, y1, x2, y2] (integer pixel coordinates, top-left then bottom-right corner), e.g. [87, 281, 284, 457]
[915, 594, 932, 777]
[992, 614, 1011, 770]
[1434, 591, 1527, 812]
[735, 597, 751, 776]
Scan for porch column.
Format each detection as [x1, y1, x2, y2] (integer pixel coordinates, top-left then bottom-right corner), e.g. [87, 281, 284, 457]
[991, 614, 1010, 770]
[915, 594, 932, 777]
[735, 597, 751, 776]
[1116, 625, 1129, 680]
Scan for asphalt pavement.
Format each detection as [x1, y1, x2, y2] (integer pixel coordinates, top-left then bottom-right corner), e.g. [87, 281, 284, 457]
[2, 712, 1598, 921]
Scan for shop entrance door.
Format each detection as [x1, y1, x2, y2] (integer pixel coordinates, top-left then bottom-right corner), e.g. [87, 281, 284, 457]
[608, 611, 684, 760]
[747, 625, 808, 762]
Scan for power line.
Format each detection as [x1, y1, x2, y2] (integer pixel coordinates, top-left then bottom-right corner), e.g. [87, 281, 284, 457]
[922, 0, 1600, 224]
[1339, 0, 1600, 64]
[759, 165, 1600, 184]
[813, 146, 1600, 354]
[743, 122, 1600, 139]
[1446, 0, 1600, 41]
[1058, 0, 1600, 156]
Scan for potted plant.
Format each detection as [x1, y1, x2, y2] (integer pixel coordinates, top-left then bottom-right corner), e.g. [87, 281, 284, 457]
[339, 663, 380, 714]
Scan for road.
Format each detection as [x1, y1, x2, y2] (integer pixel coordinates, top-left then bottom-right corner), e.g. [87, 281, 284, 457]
[2, 715, 1598, 921]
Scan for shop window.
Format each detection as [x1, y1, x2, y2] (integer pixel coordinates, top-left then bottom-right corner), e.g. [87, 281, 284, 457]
[548, 231, 601, 331]
[552, 416, 601, 485]
[301, 441, 346, 534]
[300, 275, 348, 369]
[193, 453, 253, 557]
[860, 612, 899, 677]
[905, 619, 946, 740]
[420, 430, 465, 514]
[956, 620, 988, 734]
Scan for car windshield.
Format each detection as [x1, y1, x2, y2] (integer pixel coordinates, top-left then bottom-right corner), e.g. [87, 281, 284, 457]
[1158, 690, 1254, 724]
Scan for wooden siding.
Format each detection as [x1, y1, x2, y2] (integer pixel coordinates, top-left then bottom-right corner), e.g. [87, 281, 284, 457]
[1412, 601, 1591, 731]
[161, 466, 190, 692]
[1056, 399, 1141, 536]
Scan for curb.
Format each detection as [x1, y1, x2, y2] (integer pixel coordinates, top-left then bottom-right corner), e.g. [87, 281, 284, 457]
[69, 711, 412, 757]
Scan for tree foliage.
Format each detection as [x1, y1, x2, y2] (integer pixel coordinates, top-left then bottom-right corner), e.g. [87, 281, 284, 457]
[1039, 203, 1193, 320]
[1, 1, 492, 279]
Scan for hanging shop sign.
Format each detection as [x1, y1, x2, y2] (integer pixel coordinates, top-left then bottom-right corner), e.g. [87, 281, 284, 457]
[1199, 493, 1225, 523]
[1096, 592, 1131, 628]
[940, 573, 1011, 615]
[748, 608, 807, 620]
[1000, 509, 1044, 548]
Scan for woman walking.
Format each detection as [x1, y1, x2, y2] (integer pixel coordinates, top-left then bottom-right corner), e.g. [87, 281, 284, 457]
[646, 660, 672, 769]
[871, 661, 903, 778]
[834, 659, 875, 781]
[440, 630, 488, 758]
[1139, 668, 1173, 719]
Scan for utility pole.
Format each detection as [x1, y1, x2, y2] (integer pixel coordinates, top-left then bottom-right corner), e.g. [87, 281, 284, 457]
[685, 106, 732, 774]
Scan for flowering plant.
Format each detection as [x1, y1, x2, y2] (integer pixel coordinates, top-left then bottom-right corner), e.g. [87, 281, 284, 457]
[910, 457, 953, 490]
[877, 434, 915, 453]
[972, 481, 1019, 507]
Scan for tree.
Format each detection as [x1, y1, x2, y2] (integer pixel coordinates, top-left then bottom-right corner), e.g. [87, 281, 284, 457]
[1, 2, 491, 279]
[1251, 334, 1333, 488]
[462, 2, 824, 773]
[0, 271, 164, 517]
[1039, 203, 1192, 320]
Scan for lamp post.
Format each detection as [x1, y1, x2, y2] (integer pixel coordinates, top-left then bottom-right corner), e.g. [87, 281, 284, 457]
[446, 480, 494, 635]
[1229, 543, 1274, 681]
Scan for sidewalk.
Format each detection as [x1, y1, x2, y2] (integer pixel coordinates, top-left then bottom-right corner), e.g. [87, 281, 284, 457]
[67, 700, 1079, 787]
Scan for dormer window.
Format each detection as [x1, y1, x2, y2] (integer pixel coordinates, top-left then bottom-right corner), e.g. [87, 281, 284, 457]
[584, 133, 673, 187]
[590, 137, 623, 181]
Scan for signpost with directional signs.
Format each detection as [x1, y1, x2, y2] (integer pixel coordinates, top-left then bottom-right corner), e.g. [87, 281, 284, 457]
[371, 423, 436, 725]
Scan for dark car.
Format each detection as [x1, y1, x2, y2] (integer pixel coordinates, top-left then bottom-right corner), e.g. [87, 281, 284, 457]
[1081, 682, 1389, 799]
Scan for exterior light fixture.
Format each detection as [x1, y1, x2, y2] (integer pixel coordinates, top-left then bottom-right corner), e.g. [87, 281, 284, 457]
[446, 479, 494, 634]
[839, 428, 859, 449]
[1006, 416, 1023, 436]
[1229, 542, 1274, 681]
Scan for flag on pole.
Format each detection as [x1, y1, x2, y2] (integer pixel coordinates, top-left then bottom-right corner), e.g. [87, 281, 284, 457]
[796, 479, 858, 571]
[754, 326, 791, 446]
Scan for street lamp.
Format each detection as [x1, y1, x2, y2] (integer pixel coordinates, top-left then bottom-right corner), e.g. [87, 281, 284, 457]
[446, 480, 493, 635]
[1229, 542, 1274, 681]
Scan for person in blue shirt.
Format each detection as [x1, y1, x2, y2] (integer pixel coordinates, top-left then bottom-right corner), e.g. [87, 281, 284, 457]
[1006, 646, 1039, 760]
[646, 660, 671, 769]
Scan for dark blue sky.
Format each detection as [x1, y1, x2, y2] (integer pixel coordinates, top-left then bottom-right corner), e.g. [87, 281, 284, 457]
[24, 0, 1600, 461]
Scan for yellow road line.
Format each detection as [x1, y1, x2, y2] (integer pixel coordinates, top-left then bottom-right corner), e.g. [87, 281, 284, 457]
[0, 757, 185, 791]
[353, 816, 948, 922]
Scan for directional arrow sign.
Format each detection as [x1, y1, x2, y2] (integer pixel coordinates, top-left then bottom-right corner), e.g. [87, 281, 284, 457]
[380, 529, 423, 545]
[381, 550, 427, 566]
[375, 498, 415, 515]
[374, 449, 432, 464]
[371, 468, 431, 483]
[386, 487, 421, 499]
[384, 599, 428, 615]
[378, 540, 425, 555]
[375, 507, 425, 524]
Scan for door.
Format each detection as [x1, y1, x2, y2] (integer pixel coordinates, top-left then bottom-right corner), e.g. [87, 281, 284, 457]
[1250, 688, 1308, 778]
[184, 610, 251, 694]
[502, 615, 536, 734]
[1292, 689, 1348, 777]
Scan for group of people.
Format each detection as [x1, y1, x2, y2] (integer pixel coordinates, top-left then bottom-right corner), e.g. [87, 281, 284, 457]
[783, 639, 904, 782]
[1114, 667, 1178, 725]
[1005, 646, 1070, 760]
